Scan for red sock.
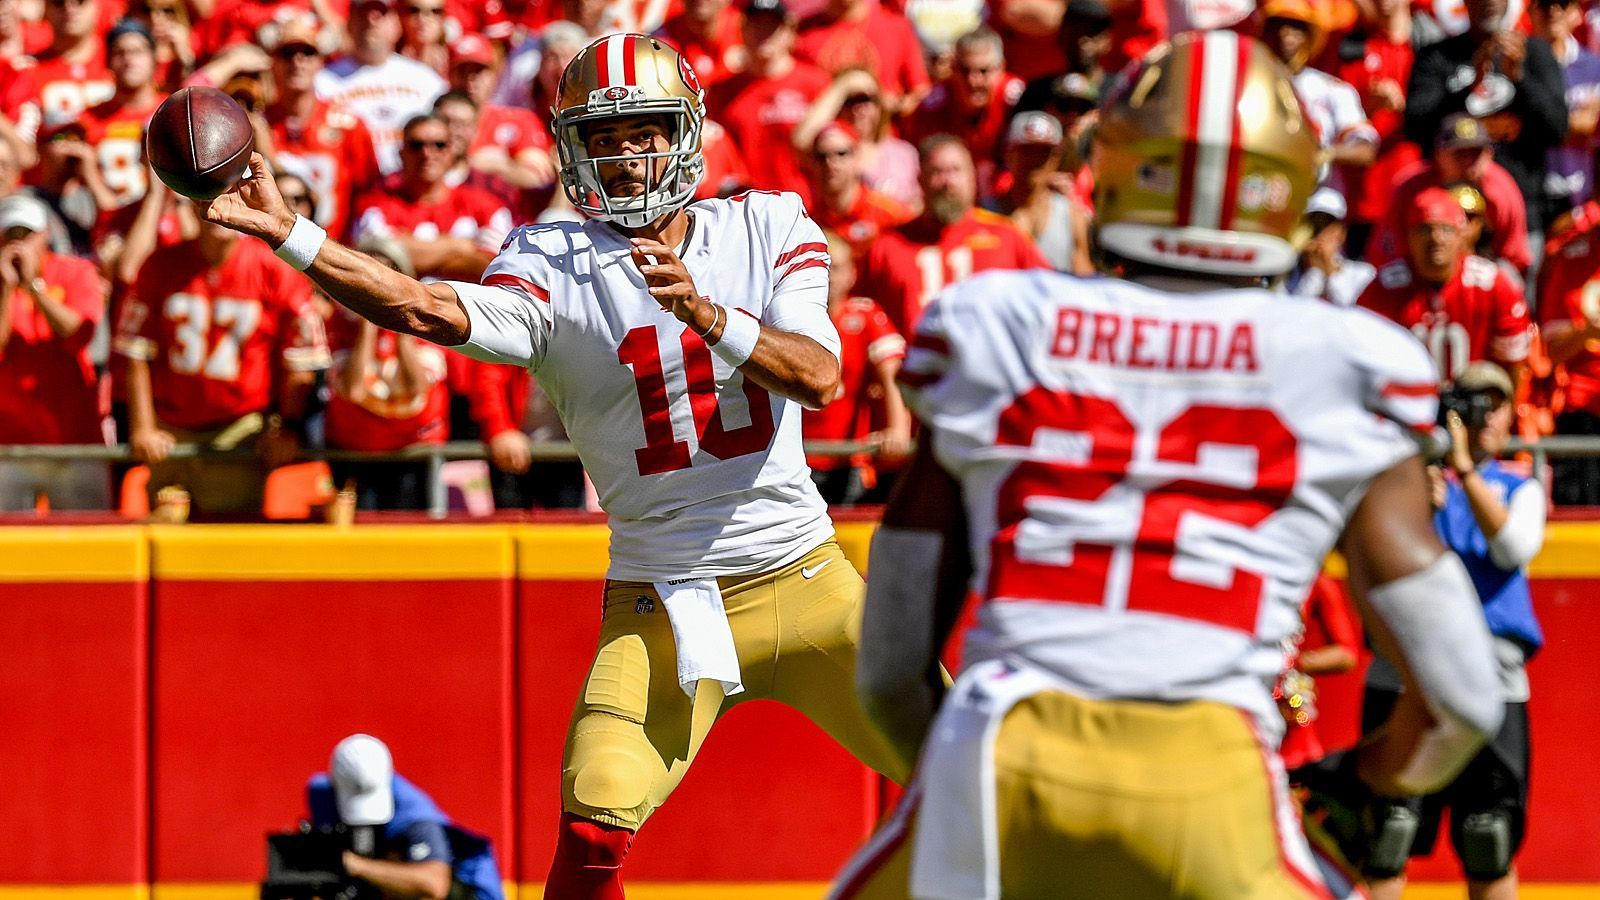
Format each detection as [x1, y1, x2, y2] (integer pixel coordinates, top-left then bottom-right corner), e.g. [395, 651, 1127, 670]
[544, 812, 635, 900]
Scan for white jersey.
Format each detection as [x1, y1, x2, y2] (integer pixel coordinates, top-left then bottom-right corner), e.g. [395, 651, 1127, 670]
[898, 270, 1437, 739]
[1294, 67, 1378, 199]
[451, 191, 838, 580]
[315, 54, 447, 175]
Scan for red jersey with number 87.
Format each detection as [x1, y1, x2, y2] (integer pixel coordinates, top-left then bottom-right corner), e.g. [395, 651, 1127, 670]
[114, 239, 331, 431]
[897, 271, 1437, 739]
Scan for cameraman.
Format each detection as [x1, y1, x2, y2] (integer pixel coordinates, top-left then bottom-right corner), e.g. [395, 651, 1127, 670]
[1363, 361, 1546, 900]
[307, 735, 504, 900]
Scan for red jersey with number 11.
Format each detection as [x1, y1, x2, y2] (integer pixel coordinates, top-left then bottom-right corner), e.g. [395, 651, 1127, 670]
[896, 270, 1437, 740]
[855, 209, 1047, 335]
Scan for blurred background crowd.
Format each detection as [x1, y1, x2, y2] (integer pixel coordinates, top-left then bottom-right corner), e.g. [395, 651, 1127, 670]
[3, 0, 1600, 518]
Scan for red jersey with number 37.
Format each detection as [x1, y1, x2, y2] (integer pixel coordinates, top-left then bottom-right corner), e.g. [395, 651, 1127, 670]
[445, 191, 837, 581]
[855, 209, 1048, 335]
[897, 271, 1437, 738]
[1356, 255, 1532, 381]
[114, 239, 331, 431]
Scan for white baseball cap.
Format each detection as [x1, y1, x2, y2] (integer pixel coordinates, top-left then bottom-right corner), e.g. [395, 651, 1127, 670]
[330, 734, 395, 826]
[0, 194, 49, 234]
[1305, 186, 1347, 222]
[1006, 111, 1064, 147]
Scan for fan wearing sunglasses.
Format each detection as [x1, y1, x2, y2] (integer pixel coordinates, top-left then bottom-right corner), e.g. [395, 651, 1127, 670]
[350, 113, 512, 283]
[264, 13, 381, 242]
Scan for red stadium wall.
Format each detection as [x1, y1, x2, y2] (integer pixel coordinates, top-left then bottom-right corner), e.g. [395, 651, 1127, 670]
[0, 520, 1597, 896]
[0, 527, 148, 894]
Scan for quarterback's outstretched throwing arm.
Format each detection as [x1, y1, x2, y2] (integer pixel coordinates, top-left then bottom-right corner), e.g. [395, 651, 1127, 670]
[197, 153, 843, 410]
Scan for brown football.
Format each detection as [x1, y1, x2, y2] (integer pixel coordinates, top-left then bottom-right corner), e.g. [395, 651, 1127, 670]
[145, 86, 254, 201]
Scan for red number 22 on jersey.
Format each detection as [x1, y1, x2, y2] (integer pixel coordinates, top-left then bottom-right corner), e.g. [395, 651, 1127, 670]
[989, 386, 1298, 633]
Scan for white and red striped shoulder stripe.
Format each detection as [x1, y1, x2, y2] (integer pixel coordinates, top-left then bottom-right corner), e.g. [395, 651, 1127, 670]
[1173, 30, 1254, 233]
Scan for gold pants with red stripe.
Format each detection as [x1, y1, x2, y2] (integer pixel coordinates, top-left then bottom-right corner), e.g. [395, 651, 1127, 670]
[834, 691, 1338, 899]
[560, 539, 910, 831]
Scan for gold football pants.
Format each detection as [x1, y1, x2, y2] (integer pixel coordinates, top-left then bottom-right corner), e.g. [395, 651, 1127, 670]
[560, 539, 910, 830]
[834, 691, 1341, 899]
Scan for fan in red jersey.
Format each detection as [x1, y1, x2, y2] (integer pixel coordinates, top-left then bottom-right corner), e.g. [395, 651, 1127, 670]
[802, 230, 910, 505]
[656, 0, 748, 91]
[902, 26, 1024, 200]
[708, 0, 832, 202]
[1365, 114, 1534, 274]
[114, 208, 330, 518]
[443, 33, 556, 197]
[264, 14, 381, 242]
[854, 135, 1048, 334]
[805, 121, 912, 260]
[1358, 186, 1534, 385]
[80, 20, 166, 214]
[8, 0, 115, 141]
[0, 195, 110, 511]
[350, 113, 512, 282]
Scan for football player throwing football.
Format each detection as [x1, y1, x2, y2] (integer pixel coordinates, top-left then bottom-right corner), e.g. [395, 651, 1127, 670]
[200, 34, 914, 900]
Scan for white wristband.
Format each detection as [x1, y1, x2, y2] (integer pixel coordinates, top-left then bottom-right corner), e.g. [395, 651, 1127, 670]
[711, 307, 760, 367]
[274, 214, 327, 272]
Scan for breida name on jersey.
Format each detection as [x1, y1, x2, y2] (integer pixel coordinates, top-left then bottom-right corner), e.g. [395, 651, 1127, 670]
[897, 269, 1438, 740]
[448, 191, 841, 581]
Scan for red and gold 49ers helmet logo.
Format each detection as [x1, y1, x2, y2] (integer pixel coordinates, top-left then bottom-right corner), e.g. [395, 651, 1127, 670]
[678, 54, 703, 99]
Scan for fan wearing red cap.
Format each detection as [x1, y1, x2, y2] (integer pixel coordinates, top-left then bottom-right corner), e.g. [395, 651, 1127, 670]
[1358, 186, 1533, 387]
[441, 33, 555, 206]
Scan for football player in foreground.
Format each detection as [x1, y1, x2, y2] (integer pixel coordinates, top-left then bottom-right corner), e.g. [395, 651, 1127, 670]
[199, 34, 914, 900]
[832, 32, 1506, 898]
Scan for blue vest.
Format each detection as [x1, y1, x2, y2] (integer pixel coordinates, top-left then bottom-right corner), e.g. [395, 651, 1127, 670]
[1434, 460, 1544, 653]
[307, 772, 505, 900]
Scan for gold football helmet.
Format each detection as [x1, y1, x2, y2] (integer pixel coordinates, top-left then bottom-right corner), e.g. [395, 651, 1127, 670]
[1094, 31, 1320, 278]
[553, 34, 706, 228]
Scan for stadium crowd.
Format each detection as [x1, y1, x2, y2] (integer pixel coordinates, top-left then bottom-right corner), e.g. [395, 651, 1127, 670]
[2, 0, 1600, 515]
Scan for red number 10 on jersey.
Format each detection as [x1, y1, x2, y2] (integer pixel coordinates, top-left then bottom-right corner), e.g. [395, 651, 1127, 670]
[618, 324, 777, 475]
[989, 386, 1299, 633]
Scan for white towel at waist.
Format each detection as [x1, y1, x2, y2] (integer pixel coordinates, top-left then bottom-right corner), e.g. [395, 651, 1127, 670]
[910, 658, 1061, 900]
[651, 578, 744, 699]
